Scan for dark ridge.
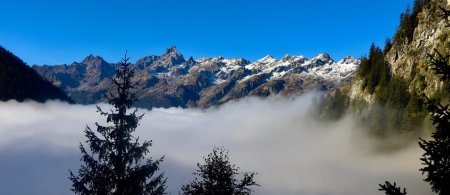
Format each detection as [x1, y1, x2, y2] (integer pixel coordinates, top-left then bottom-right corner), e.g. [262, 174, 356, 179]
[0, 46, 72, 103]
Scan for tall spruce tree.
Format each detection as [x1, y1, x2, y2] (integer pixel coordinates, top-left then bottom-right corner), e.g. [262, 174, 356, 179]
[69, 53, 166, 195]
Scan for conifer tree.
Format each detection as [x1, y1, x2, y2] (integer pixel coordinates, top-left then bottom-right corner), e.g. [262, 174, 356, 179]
[69, 52, 166, 195]
[378, 181, 407, 195]
[418, 49, 450, 195]
[182, 147, 258, 195]
[419, 10, 450, 195]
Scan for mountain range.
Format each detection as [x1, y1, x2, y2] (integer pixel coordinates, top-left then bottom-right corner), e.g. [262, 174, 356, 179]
[32, 46, 359, 109]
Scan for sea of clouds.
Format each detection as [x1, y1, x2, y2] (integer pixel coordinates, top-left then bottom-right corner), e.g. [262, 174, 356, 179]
[0, 94, 433, 195]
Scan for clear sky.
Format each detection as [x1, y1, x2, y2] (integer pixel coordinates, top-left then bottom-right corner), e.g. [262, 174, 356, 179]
[0, 0, 413, 65]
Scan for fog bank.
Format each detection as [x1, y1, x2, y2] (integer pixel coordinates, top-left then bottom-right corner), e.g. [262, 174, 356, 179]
[0, 95, 433, 195]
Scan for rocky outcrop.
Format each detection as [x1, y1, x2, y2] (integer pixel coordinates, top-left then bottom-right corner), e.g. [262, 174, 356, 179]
[349, 0, 450, 102]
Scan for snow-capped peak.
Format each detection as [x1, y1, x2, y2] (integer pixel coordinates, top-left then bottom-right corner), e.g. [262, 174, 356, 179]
[257, 55, 276, 63]
[310, 53, 334, 65]
[312, 53, 332, 61]
[337, 56, 359, 65]
[283, 55, 307, 63]
[281, 54, 291, 62]
[214, 56, 225, 61]
[196, 57, 212, 63]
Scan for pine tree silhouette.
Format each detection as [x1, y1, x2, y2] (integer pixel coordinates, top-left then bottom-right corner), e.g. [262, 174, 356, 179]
[182, 147, 258, 195]
[418, 49, 450, 195]
[69, 52, 166, 195]
[378, 181, 407, 195]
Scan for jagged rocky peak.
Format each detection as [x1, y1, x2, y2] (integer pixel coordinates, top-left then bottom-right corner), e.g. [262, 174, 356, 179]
[196, 57, 213, 63]
[195, 56, 250, 68]
[162, 45, 185, 64]
[310, 53, 334, 65]
[281, 54, 292, 61]
[215, 57, 249, 66]
[135, 55, 159, 68]
[187, 56, 196, 62]
[338, 56, 359, 64]
[281, 54, 307, 63]
[82, 54, 97, 61]
[184, 56, 197, 69]
[214, 56, 225, 60]
[201, 56, 225, 64]
[164, 45, 179, 54]
[82, 54, 107, 65]
[79, 54, 115, 82]
[223, 58, 251, 66]
[257, 55, 276, 63]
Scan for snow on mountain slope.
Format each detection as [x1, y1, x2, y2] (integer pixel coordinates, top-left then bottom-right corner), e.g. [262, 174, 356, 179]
[33, 47, 360, 108]
[239, 53, 359, 82]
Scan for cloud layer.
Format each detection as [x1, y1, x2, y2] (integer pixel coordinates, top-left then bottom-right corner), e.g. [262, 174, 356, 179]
[0, 95, 433, 195]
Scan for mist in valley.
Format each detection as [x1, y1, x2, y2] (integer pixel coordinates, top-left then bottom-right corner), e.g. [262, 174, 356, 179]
[0, 94, 433, 195]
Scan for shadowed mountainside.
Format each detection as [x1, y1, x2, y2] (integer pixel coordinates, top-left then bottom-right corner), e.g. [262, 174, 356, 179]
[0, 46, 71, 103]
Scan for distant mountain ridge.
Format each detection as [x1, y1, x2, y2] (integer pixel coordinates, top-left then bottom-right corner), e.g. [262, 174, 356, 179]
[33, 46, 359, 109]
[0, 46, 71, 103]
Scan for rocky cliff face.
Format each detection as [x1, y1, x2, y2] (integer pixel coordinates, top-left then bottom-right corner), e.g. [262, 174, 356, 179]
[387, 0, 448, 96]
[33, 46, 359, 109]
[350, 0, 450, 103]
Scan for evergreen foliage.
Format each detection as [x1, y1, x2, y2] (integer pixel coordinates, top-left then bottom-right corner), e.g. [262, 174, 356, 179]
[370, 77, 426, 136]
[318, 44, 427, 134]
[418, 49, 450, 195]
[393, 0, 430, 44]
[375, 76, 409, 109]
[357, 44, 391, 94]
[182, 147, 258, 195]
[427, 49, 450, 81]
[355, 43, 427, 136]
[384, 38, 393, 55]
[315, 88, 350, 120]
[379, 5, 450, 193]
[315, 43, 429, 137]
[378, 181, 407, 195]
[0, 46, 71, 102]
[69, 53, 166, 195]
[438, 6, 450, 25]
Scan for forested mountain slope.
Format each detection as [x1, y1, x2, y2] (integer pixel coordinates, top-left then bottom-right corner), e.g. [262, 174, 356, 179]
[319, 0, 450, 137]
[0, 46, 71, 102]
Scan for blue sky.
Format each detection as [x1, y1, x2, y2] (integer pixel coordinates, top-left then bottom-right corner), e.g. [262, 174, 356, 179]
[0, 0, 412, 65]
